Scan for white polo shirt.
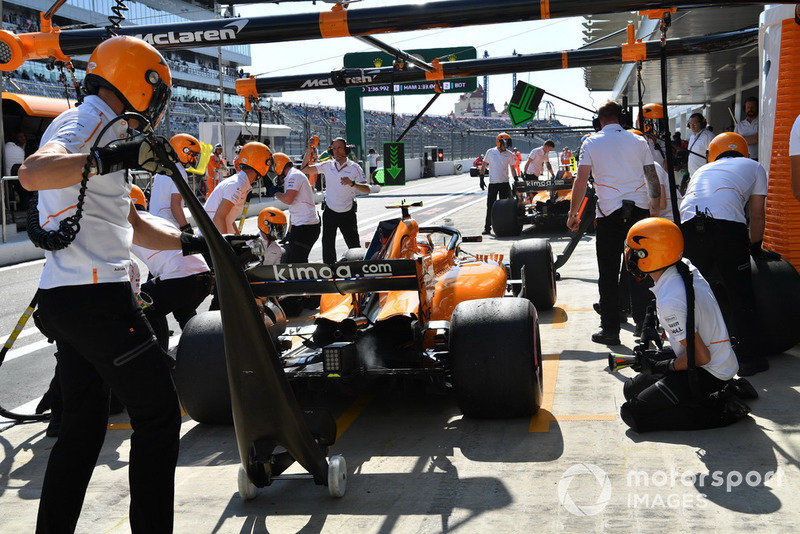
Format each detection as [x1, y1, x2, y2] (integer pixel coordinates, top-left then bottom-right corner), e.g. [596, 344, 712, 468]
[4, 141, 25, 175]
[651, 259, 738, 381]
[525, 146, 549, 176]
[655, 162, 682, 221]
[578, 123, 654, 217]
[680, 157, 767, 225]
[149, 165, 189, 225]
[687, 128, 714, 176]
[37, 95, 134, 289]
[283, 167, 319, 226]
[203, 170, 251, 231]
[131, 211, 209, 281]
[789, 114, 800, 157]
[315, 158, 365, 213]
[734, 117, 758, 160]
[483, 147, 515, 184]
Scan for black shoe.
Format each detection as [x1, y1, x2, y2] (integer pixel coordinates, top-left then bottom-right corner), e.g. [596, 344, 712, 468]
[727, 378, 759, 400]
[593, 302, 628, 323]
[591, 330, 620, 346]
[738, 357, 769, 377]
[714, 389, 751, 425]
[481, 229, 492, 236]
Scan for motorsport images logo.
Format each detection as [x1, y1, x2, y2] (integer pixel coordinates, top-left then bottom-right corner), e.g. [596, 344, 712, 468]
[557, 463, 613, 516]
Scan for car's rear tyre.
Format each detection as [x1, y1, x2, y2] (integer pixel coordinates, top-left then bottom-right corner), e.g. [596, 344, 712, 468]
[491, 198, 522, 237]
[510, 238, 556, 310]
[751, 254, 800, 355]
[175, 311, 232, 425]
[450, 298, 543, 418]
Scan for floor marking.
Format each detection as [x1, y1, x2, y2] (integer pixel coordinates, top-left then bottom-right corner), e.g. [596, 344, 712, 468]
[550, 304, 594, 330]
[529, 352, 616, 432]
[335, 394, 374, 441]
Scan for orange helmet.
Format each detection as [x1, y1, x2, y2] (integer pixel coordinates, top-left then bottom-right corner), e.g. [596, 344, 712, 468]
[271, 152, 293, 177]
[707, 132, 748, 161]
[84, 36, 172, 127]
[496, 133, 512, 150]
[642, 103, 664, 120]
[258, 207, 287, 240]
[628, 129, 644, 137]
[625, 217, 684, 277]
[170, 134, 201, 166]
[130, 184, 147, 210]
[238, 142, 273, 177]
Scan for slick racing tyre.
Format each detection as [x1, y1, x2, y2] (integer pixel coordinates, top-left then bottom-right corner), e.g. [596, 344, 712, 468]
[750, 254, 800, 355]
[175, 311, 232, 425]
[450, 298, 543, 418]
[491, 198, 522, 237]
[510, 238, 556, 310]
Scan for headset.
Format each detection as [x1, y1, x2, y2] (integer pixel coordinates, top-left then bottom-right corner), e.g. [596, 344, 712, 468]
[329, 137, 351, 155]
[592, 102, 633, 131]
[687, 113, 707, 130]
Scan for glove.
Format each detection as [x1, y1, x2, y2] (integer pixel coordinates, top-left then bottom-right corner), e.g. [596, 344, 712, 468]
[93, 136, 177, 176]
[638, 355, 676, 375]
[181, 232, 262, 264]
[479, 175, 486, 190]
[179, 224, 193, 235]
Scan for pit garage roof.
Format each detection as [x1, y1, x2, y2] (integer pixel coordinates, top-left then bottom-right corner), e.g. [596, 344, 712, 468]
[582, 6, 764, 107]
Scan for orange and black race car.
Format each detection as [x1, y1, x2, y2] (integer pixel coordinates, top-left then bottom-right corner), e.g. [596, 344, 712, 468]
[176, 201, 556, 426]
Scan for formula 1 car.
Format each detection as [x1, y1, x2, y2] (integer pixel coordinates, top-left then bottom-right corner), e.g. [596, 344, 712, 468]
[491, 171, 583, 236]
[176, 201, 555, 431]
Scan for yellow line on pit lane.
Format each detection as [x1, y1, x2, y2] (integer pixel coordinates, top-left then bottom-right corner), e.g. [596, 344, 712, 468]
[529, 353, 616, 433]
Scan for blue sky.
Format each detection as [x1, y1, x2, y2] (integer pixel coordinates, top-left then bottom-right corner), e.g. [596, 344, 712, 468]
[238, 1, 612, 126]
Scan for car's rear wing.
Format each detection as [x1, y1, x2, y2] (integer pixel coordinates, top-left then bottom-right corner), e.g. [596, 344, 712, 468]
[246, 259, 421, 297]
[515, 178, 572, 193]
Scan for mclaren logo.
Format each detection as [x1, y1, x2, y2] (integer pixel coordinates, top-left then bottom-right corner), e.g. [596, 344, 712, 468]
[301, 74, 375, 88]
[136, 19, 247, 46]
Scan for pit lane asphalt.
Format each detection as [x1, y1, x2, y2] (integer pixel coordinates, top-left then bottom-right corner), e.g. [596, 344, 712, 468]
[1, 174, 799, 533]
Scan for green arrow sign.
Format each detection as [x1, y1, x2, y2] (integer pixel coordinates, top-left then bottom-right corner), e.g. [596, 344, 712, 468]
[382, 142, 405, 186]
[508, 81, 545, 127]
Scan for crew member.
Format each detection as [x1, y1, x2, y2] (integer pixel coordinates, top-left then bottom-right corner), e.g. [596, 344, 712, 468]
[734, 96, 759, 161]
[620, 217, 750, 433]
[480, 133, 516, 236]
[4, 130, 30, 209]
[204, 141, 272, 235]
[523, 140, 555, 179]
[130, 186, 212, 348]
[205, 143, 225, 198]
[272, 152, 321, 263]
[567, 100, 661, 345]
[367, 148, 380, 185]
[257, 207, 287, 265]
[512, 148, 522, 180]
[687, 112, 714, 177]
[149, 133, 200, 232]
[302, 136, 369, 263]
[18, 36, 183, 533]
[679, 132, 768, 376]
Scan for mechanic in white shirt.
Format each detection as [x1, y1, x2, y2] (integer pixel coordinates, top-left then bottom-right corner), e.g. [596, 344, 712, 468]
[523, 140, 555, 179]
[4, 130, 30, 209]
[367, 147, 380, 184]
[130, 185, 211, 348]
[204, 141, 272, 234]
[302, 136, 369, 263]
[620, 217, 748, 433]
[479, 132, 516, 235]
[568, 100, 661, 346]
[679, 132, 768, 377]
[686, 112, 715, 177]
[149, 133, 201, 232]
[734, 96, 759, 161]
[257, 207, 287, 265]
[17, 36, 182, 533]
[272, 152, 321, 263]
[790, 113, 800, 202]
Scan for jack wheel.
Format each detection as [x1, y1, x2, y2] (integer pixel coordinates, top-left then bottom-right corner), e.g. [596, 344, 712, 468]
[328, 455, 347, 498]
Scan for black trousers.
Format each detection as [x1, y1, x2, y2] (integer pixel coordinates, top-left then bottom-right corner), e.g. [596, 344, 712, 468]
[621, 368, 731, 432]
[322, 205, 360, 264]
[141, 272, 213, 348]
[484, 182, 511, 232]
[681, 218, 757, 359]
[595, 206, 651, 332]
[287, 222, 321, 263]
[36, 282, 181, 534]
